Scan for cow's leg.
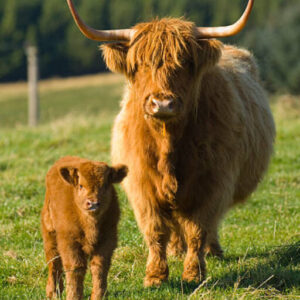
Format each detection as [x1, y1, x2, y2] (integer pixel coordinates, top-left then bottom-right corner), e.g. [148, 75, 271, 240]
[180, 217, 207, 283]
[205, 227, 224, 258]
[57, 237, 87, 300]
[142, 215, 170, 287]
[42, 227, 64, 299]
[205, 208, 225, 258]
[167, 221, 186, 257]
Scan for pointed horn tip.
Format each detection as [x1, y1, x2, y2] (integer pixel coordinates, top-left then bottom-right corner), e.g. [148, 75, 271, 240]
[196, 0, 254, 39]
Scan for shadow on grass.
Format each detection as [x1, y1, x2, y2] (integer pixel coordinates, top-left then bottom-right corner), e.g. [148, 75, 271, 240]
[217, 241, 299, 292]
[0, 162, 9, 172]
[109, 242, 299, 298]
[170, 241, 300, 295]
[214, 241, 300, 290]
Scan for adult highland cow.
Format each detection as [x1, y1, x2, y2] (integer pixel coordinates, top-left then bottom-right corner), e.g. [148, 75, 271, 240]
[67, 0, 275, 287]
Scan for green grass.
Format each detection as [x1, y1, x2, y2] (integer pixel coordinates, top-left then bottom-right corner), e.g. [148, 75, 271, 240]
[0, 76, 299, 299]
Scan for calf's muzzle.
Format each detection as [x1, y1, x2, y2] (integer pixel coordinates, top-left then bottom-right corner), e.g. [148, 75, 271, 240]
[85, 199, 100, 211]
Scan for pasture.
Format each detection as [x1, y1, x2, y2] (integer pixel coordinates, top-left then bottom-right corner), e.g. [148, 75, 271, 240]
[0, 74, 299, 299]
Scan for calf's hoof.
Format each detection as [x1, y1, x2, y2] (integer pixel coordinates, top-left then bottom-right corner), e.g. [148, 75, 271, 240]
[91, 290, 106, 300]
[46, 291, 60, 299]
[46, 286, 60, 299]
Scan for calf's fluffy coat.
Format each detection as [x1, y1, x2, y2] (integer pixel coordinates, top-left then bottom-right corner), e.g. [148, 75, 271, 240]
[41, 156, 127, 300]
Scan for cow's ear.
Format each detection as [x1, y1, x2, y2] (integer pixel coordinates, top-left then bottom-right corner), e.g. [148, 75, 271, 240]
[196, 39, 222, 69]
[59, 167, 79, 186]
[101, 43, 129, 74]
[108, 164, 128, 184]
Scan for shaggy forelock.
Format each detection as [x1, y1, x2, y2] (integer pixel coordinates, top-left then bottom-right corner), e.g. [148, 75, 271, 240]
[127, 18, 201, 82]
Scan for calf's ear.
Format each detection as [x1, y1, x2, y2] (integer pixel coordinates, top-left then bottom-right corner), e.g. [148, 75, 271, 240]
[109, 164, 128, 184]
[59, 167, 79, 186]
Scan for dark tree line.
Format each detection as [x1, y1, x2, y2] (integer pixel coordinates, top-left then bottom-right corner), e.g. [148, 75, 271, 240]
[1, 0, 300, 94]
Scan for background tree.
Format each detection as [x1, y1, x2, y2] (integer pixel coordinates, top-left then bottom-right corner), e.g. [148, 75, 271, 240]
[0, 0, 42, 81]
[238, 1, 300, 94]
[39, 0, 70, 77]
[0, 0, 299, 95]
[65, 0, 111, 75]
[266, 3, 300, 94]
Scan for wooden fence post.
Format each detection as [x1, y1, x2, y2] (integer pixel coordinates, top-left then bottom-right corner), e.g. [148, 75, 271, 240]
[26, 45, 39, 127]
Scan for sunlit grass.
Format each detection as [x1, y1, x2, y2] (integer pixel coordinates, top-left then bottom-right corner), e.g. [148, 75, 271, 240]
[0, 75, 299, 299]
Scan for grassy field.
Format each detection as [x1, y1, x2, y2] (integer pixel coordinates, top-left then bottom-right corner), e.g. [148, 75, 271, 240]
[0, 74, 299, 299]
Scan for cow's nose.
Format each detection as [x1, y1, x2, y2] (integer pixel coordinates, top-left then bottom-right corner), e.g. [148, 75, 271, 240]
[151, 98, 175, 115]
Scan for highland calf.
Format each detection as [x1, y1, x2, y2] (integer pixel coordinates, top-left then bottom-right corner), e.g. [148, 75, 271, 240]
[41, 156, 127, 300]
[67, 0, 275, 287]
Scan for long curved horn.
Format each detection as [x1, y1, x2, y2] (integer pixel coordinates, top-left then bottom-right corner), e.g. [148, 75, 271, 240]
[196, 0, 254, 38]
[66, 0, 134, 41]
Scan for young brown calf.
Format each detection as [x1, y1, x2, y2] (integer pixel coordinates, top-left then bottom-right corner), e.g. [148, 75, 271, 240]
[41, 156, 127, 300]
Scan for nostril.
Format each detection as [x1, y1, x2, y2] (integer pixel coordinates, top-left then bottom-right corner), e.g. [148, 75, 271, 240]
[151, 98, 174, 108]
[161, 99, 175, 112]
[151, 98, 160, 111]
[166, 100, 174, 109]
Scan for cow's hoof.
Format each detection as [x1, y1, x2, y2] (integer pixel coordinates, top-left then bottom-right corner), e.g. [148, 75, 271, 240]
[182, 271, 204, 284]
[144, 269, 168, 287]
[144, 275, 167, 287]
[205, 243, 224, 259]
[182, 262, 206, 284]
[144, 260, 169, 287]
[206, 249, 224, 259]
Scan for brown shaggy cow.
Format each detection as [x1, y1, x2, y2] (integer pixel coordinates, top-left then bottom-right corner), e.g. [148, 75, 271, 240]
[67, 0, 275, 287]
[41, 156, 127, 299]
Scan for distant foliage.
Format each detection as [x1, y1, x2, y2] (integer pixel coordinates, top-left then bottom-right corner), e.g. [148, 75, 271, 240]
[238, 1, 300, 95]
[0, 0, 299, 94]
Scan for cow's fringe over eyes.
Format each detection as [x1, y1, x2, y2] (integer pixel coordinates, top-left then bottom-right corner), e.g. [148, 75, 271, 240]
[128, 18, 201, 79]
[101, 18, 223, 88]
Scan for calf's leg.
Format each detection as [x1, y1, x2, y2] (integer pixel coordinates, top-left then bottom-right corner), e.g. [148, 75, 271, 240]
[90, 228, 117, 300]
[57, 237, 87, 300]
[42, 226, 64, 299]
